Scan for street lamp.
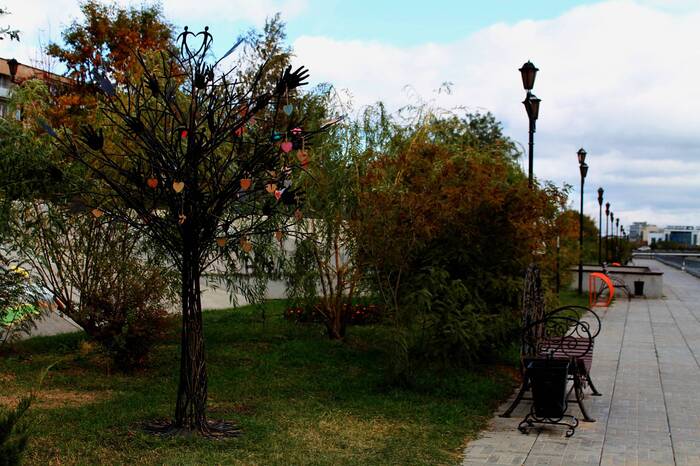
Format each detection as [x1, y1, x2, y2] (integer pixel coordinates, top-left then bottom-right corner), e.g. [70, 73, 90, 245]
[621, 226, 626, 261]
[597, 187, 604, 265]
[605, 202, 610, 263]
[578, 150, 588, 294]
[615, 218, 620, 262]
[519, 61, 540, 188]
[610, 211, 615, 262]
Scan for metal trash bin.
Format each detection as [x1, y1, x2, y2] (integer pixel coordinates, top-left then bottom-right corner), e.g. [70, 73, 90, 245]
[634, 280, 645, 296]
[527, 359, 570, 418]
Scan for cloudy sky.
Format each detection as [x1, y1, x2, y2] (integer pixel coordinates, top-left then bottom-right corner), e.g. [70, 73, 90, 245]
[3, 0, 700, 229]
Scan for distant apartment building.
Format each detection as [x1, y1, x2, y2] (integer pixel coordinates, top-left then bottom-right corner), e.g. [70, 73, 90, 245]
[629, 222, 647, 241]
[638, 224, 700, 246]
[0, 57, 71, 118]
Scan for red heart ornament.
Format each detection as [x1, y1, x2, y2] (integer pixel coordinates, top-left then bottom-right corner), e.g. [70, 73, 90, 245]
[281, 141, 293, 153]
[274, 190, 283, 200]
[240, 178, 252, 190]
[147, 178, 158, 189]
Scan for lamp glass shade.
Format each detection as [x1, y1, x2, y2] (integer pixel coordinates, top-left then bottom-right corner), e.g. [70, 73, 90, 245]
[597, 187, 604, 204]
[577, 148, 587, 164]
[519, 61, 539, 91]
[579, 162, 588, 178]
[605, 202, 610, 214]
[523, 93, 541, 120]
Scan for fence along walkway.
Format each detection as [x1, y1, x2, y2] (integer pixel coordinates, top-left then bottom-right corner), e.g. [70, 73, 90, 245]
[462, 259, 700, 466]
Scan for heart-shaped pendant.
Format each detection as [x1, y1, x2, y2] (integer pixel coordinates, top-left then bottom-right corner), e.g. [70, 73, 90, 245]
[281, 141, 293, 153]
[240, 178, 252, 190]
[91, 208, 103, 218]
[266, 183, 277, 193]
[173, 181, 185, 193]
[181, 130, 188, 138]
[147, 177, 158, 189]
[283, 104, 293, 115]
[241, 239, 253, 253]
[274, 190, 283, 200]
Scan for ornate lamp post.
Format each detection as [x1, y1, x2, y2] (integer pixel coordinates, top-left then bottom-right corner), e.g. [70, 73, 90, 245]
[605, 202, 610, 263]
[615, 218, 620, 262]
[577, 148, 588, 294]
[621, 226, 626, 262]
[597, 187, 604, 265]
[610, 211, 615, 262]
[519, 61, 540, 188]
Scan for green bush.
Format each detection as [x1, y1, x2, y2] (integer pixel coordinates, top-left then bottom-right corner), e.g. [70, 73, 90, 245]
[0, 260, 47, 349]
[0, 396, 32, 466]
[80, 264, 174, 371]
[405, 267, 518, 368]
[9, 207, 177, 371]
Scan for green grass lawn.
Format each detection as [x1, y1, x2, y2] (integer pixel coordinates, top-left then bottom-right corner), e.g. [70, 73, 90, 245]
[0, 301, 513, 466]
[558, 288, 590, 308]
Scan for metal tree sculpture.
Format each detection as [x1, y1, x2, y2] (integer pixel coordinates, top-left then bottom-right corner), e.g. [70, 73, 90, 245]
[45, 27, 329, 435]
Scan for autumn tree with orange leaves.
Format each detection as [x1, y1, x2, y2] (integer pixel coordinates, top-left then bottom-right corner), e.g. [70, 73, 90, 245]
[350, 106, 569, 378]
[45, 1, 173, 127]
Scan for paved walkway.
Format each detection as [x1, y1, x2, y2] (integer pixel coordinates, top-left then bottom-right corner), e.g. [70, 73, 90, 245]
[462, 259, 700, 466]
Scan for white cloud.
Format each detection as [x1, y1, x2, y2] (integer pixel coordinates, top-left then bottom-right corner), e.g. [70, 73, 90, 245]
[1, 0, 308, 68]
[293, 0, 700, 227]
[3, 0, 698, 228]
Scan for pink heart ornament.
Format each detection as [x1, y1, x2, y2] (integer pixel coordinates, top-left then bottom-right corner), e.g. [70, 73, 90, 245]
[281, 141, 293, 153]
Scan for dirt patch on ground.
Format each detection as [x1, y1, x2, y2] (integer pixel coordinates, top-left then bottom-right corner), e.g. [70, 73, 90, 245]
[0, 389, 112, 409]
[0, 373, 16, 383]
[208, 398, 256, 416]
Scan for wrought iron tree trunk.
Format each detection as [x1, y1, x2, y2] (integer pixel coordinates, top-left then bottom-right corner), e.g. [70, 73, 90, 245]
[175, 231, 208, 430]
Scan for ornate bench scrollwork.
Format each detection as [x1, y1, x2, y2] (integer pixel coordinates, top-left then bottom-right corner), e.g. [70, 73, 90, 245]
[501, 305, 601, 427]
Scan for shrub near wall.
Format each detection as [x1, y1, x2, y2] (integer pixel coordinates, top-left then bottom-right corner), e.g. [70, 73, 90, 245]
[352, 110, 568, 377]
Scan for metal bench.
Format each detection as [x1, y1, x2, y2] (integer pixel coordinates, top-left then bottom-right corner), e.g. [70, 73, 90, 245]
[501, 305, 601, 423]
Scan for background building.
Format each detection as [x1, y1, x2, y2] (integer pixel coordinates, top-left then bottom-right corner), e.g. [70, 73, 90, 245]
[0, 57, 70, 118]
[629, 222, 647, 241]
[637, 224, 700, 246]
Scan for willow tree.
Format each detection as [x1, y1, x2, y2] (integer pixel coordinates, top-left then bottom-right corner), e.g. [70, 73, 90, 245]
[43, 27, 328, 435]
